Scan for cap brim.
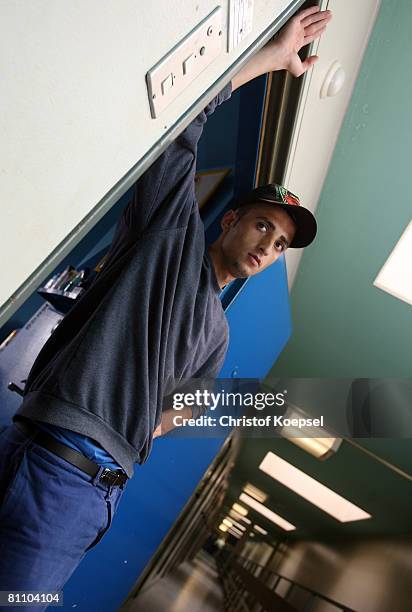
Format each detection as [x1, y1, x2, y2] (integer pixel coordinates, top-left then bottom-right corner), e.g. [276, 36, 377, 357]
[280, 204, 317, 248]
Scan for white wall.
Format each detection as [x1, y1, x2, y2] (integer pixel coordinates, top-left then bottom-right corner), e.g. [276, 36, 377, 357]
[284, 0, 381, 288]
[0, 0, 301, 325]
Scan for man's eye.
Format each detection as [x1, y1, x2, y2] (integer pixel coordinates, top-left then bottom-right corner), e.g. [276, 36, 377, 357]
[275, 241, 284, 251]
[257, 222, 267, 231]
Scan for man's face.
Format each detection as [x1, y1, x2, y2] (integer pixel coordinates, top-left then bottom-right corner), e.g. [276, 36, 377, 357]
[219, 203, 296, 278]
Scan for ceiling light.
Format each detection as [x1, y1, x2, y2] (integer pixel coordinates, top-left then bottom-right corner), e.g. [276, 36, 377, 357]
[281, 405, 342, 460]
[229, 509, 252, 524]
[228, 528, 242, 538]
[374, 219, 412, 306]
[219, 523, 228, 532]
[254, 524, 268, 535]
[242, 483, 268, 503]
[228, 524, 243, 535]
[239, 493, 296, 531]
[288, 437, 342, 459]
[259, 452, 371, 523]
[232, 503, 248, 516]
[226, 523, 243, 536]
[222, 518, 232, 528]
[224, 516, 246, 531]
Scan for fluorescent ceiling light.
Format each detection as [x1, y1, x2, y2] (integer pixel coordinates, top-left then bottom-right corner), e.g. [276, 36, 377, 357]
[224, 516, 246, 531]
[222, 518, 243, 535]
[232, 503, 248, 516]
[259, 452, 371, 523]
[239, 493, 296, 531]
[229, 509, 252, 525]
[287, 437, 342, 459]
[254, 524, 268, 535]
[374, 219, 412, 306]
[243, 483, 268, 503]
[228, 528, 242, 538]
[228, 525, 243, 536]
[281, 405, 342, 460]
[219, 523, 228, 532]
[249, 532, 255, 537]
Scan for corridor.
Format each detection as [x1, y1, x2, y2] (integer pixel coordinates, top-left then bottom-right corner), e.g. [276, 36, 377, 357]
[124, 551, 224, 612]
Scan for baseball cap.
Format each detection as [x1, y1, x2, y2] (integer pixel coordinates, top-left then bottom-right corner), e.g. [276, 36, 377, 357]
[235, 183, 317, 248]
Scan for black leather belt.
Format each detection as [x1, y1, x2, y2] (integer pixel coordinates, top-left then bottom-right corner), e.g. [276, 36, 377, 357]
[15, 418, 128, 487]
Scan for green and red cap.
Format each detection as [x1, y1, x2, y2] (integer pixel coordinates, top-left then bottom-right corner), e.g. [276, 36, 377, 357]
[235, 183, 317, 248]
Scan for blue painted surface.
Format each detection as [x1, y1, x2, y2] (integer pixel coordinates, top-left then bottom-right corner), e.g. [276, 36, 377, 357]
[221, 257, 292, 379]
[233, 76, 268, 202]
[0, 75, 292, 610]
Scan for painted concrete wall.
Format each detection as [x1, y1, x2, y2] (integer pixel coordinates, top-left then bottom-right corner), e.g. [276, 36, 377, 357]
[0, 0, 300, 321]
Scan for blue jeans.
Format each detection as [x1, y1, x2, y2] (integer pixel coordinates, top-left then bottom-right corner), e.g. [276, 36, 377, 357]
[0, 423, 126, 610]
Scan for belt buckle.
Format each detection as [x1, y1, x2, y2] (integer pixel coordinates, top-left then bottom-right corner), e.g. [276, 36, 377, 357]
[100, 468, 118, 486]
[99, 468, 125, 487]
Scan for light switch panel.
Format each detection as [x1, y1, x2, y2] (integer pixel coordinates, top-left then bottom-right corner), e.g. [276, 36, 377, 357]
[183, 54, 195, 75]
[146, 7, 223, 118]
[161, 74, 174, 95]
[228, 0, 254, 52]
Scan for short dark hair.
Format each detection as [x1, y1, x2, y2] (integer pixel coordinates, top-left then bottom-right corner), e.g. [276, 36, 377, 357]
[233, 202, 256, 218]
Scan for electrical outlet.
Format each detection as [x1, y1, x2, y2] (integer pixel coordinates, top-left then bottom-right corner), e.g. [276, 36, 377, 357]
[146, 7, 223, 118]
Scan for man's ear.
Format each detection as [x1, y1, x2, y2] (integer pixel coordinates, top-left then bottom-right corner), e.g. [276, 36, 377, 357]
[220, 209, 239, 233]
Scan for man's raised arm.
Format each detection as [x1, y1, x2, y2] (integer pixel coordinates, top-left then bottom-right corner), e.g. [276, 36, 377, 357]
[231, 6, 331, 91]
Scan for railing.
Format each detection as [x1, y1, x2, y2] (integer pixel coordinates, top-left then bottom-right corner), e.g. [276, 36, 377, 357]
[216, 553, 358, 612]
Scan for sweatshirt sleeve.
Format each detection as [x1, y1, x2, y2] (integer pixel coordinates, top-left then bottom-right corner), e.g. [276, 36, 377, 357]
[189, 328, 229, 419]
[128, 81, 232, 232]
[104, 82, 233, 262]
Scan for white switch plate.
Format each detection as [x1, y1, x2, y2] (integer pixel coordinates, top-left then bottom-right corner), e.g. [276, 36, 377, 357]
[228, 0, 254, 52]
[146, 7, 223, 118]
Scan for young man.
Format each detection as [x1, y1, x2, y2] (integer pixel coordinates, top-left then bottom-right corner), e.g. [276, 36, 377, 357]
[0, 6, 331, 600]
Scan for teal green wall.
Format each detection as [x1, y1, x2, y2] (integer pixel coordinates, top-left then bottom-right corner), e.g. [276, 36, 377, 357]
[270, 0, 412, 379]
